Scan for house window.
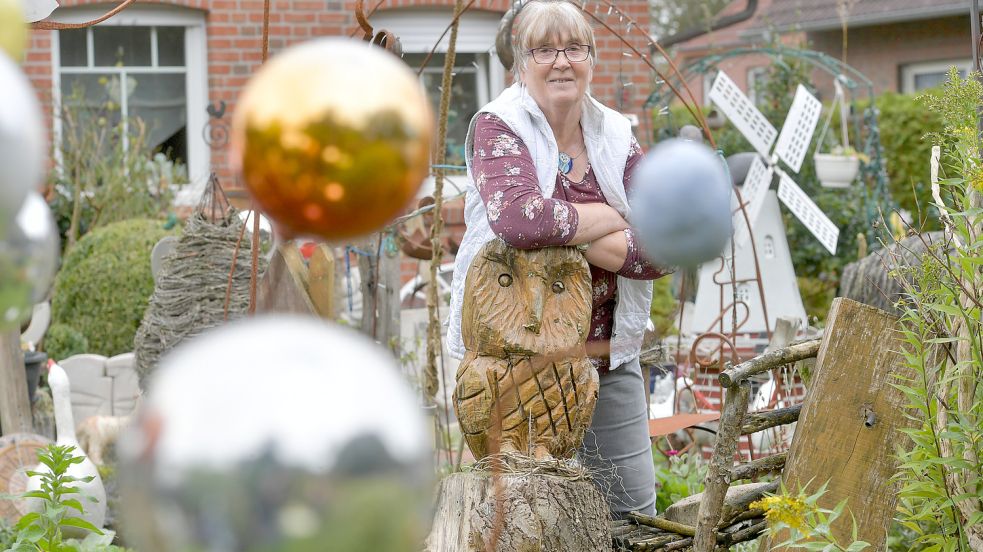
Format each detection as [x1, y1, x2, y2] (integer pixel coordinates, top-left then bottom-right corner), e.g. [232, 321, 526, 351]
[369, 8, 505, 196]
[403, 52, 489, 167]
[703, 72, 715, 106]
[901, 59, 973, 93]
[747, 66, 768, 107]
[53, 6, 208, 192]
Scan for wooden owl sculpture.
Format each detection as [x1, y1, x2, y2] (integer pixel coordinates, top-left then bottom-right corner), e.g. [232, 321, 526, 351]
[454, 239, 599, 460]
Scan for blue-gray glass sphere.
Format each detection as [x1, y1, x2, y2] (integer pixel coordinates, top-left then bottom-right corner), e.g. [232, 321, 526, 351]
[0, 192, 59, 330]
[629, 139, 732, 267]
[117, 315, 434, 552]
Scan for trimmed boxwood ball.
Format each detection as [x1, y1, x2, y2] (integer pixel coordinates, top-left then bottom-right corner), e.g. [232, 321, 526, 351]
[629, 139, 732, 268]
[51, 219, 176, 357]
[42, 323, 90, 362]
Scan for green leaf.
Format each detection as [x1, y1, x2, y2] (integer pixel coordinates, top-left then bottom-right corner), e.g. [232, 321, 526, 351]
[845, 541, 870, 551]
[58, 517, 102, 535]
[14, 512, 41, 530]
[60, 498, 84, 513]
[20, 523, 46, 543]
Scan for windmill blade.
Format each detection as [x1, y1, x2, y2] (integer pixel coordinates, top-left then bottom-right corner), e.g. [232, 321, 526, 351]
[777, 171, 839, 255]
[732, 155, 773, 247]
[773, 85, 823, 173]
[708, 71, 777, 159]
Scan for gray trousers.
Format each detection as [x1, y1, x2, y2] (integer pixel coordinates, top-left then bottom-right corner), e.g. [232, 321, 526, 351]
[578, 357, 656, 519]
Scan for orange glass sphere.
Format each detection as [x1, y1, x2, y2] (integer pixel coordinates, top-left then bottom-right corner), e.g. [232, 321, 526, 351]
[231, 39, 433, 240]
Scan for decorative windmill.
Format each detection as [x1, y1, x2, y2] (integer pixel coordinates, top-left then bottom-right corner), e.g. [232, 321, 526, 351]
[688, 70, 839, 336]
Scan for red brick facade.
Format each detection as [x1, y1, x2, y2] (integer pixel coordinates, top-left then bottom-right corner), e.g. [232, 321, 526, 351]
[25, 0, 652, 184]
[23, 0, 652, 290]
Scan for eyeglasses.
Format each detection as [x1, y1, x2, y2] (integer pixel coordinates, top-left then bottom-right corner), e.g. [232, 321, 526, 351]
[527, 44, 591, 64]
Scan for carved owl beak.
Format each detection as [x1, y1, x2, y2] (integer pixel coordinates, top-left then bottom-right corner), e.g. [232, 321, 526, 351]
[523, 285, 545, 334]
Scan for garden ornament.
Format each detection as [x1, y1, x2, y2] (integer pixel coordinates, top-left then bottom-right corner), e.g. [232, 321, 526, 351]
[629, 138, 732, 268]
[0, 0, 27, 60]
[0, 50, 46, 229]
[455, 240, 598, 460]
[21, 0, 59, 23]
[118, 315, 433, 552]
[231, 38, 433, 241]
[0, 192, 59, 330]
[26, 361, 107, 534]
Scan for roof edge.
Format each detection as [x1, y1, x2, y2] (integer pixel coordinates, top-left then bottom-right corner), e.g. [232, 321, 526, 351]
[742, 4, 968, 37]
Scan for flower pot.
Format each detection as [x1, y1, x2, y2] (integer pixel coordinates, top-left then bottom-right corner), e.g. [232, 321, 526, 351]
[23, 351, 46, 403]
[814, 153, 861, 188]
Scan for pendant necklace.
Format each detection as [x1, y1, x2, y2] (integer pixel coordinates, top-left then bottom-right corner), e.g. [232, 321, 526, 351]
[558, 145, 586, 175]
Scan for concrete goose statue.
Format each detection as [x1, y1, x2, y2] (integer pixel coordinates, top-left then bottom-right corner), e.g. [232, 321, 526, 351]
[26, 361, 106, 533]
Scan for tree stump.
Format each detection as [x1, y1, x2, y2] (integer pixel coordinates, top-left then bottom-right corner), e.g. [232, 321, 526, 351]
[426, 471, 612, 552]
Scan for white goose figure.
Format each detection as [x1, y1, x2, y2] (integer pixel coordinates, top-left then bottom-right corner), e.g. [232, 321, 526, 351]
[27, 361, 106, 533]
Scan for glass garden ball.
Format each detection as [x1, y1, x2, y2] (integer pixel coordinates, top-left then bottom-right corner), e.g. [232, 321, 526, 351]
[0, 192, 60, 330]
[0, 50, 46, 227]
[117, 315, 434, 552]
[0, 0, 27, 60]
[231, 38, 433, 241]
[629, 139, 732, 267]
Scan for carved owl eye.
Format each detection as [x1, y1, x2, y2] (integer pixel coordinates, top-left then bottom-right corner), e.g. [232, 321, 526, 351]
[498, 273, 513, 287]
[552, 281, 565, 293]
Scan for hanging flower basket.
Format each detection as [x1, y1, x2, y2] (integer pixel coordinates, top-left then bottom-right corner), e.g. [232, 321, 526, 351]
[814, 152, 861, 189]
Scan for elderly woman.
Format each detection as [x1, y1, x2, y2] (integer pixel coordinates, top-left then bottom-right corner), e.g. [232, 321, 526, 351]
[447, 0, 671, 517]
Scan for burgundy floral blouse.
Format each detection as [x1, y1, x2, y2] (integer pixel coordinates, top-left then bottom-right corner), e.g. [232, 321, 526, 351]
[473, 114, 670, 373]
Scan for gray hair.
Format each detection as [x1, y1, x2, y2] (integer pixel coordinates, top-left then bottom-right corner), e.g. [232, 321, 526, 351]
[510, 0, 596, 80]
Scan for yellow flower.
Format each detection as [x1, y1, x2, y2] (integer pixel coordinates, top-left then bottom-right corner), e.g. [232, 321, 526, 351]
[750, 495, 809, 530]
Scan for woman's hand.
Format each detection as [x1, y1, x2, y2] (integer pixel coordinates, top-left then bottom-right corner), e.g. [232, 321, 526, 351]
[567, 203, 629, 245]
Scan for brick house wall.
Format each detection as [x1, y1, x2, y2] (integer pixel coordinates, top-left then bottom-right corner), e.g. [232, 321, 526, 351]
[23, 0, 651, 291]
[806, 15, 971, 96]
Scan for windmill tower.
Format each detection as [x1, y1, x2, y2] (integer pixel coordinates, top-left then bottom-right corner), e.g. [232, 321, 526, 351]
[687, 71, 839, 336]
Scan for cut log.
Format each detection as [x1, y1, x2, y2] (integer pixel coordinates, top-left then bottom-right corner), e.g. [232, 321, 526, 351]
[425, 471, 612, 552]
[766, 298, 911, 550]
[664, 480, 776, 529]
[838, 232, 943, 315]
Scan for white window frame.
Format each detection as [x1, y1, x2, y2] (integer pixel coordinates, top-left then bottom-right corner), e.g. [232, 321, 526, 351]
[367, 8, 505, 199]
[703, 72, 715, 107]
[747, 66, 768, 107]
[51, 4, 208, 195]
[900, 59, 973, 94]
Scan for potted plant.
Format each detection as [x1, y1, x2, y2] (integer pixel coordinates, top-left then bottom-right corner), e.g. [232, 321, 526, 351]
[814, 145, 866, 189]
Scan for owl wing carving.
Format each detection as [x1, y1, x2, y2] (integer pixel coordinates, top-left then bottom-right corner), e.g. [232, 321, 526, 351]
[453, 239, 598, 460]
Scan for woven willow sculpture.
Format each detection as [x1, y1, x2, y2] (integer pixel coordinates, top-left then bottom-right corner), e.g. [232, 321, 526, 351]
[454, 240, 598, 460]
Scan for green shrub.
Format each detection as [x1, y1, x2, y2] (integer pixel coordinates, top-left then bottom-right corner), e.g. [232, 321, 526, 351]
[650, 276, 678, 338]
[51, 219, 175, 357]
[41, 324, 89, 362]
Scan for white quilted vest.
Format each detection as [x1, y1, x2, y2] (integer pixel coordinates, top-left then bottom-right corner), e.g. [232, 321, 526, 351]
[446, 83, 652, 369]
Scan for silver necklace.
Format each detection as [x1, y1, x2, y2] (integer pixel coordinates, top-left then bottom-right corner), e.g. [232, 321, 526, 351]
[558, 145, 586, 175]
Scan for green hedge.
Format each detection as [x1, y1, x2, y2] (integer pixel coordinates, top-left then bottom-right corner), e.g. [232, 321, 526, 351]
[50, 219, 175, 356]
[42, 323, 89, 362]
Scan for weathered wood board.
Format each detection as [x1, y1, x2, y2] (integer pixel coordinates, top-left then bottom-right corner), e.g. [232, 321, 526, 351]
[256, 242, 336, 319]
[0, 330, 32, 436]
[768, 298, 911, 550]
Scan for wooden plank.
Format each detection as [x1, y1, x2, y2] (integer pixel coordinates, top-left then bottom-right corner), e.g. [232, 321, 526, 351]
[377, 245, 400, 354]
[769, 298, 909, 550]
[255, 243, 316, 316]
[307, 244, 336, 319]
[0, 330, 32, 435]
[649, 413, 720, 438]
[357, 237, 378, 337]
